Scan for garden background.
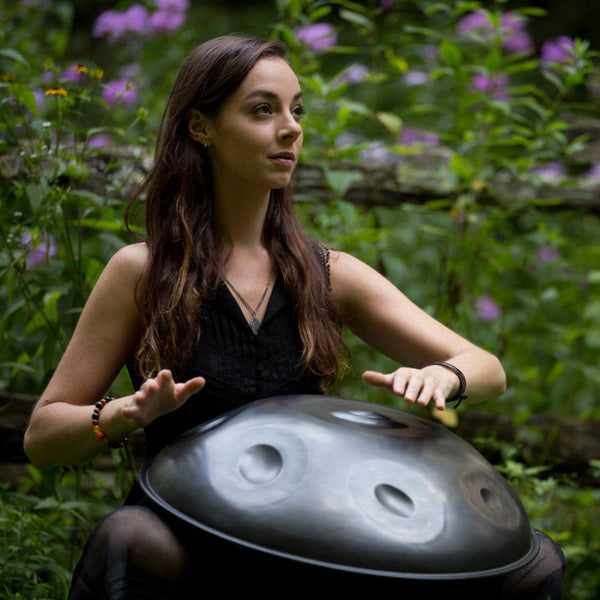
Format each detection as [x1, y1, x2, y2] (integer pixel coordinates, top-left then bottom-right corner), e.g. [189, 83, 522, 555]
[1, 0, 600, 598]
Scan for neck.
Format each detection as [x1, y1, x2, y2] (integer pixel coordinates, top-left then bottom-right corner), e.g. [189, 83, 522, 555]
[214, 184, 272, 251]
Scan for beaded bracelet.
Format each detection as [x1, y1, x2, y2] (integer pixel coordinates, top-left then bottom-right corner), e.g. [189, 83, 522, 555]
[92, 396, 129, 448]
[432, 361, 468, 408]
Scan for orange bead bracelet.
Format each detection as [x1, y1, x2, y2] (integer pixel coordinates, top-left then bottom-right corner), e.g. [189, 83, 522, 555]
[92, 396, 129, 449]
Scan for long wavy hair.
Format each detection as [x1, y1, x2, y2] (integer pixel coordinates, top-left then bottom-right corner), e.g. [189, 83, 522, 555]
[126, 35, 347, 390]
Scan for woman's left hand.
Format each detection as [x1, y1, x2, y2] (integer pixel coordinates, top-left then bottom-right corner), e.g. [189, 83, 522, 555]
[362, 366, 456, 410]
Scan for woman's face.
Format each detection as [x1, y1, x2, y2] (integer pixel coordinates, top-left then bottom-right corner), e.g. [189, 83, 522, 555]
[203, 56, 304, 195]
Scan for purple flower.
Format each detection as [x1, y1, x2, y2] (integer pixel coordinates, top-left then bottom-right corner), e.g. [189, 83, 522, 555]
[148, 9, 186, 34]
[476, 295, 501, 321]
[92, 4, 149, 40]
[335, 132, 362, 149]
[359, 141, 399, 165]
[102, 78, 138, 107]
[471, 73, 510, 100]
[502, 30, 534, 54]
[500, 14, 534, 53]
[398, 126, 439, 146]
[529, 161, 566, 180]
[21, 233, 57, 268]
[541, 36, 576, 65]
[40, 70, 54, 83]
[456, 11, 493, 35]
[87, 133, 114, 148]
[332, 64, 368, 88]
[124, 4, 149, 34]
[538, 246, 560, 263]
[33, 89, 45, 114]
[156, 0, 190, 11]
[403, 70, 429, 86]
[92, 10, 128, 40]
[60, 65, 85, 84]
[457, 11, 533, 54]
[582, 162, 600, 179]
[294, 23, 337, 53]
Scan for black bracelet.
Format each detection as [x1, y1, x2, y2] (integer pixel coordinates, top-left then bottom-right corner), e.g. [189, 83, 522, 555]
[432, 362, 468, 408]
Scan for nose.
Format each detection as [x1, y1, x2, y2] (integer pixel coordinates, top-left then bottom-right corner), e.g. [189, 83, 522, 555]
[278, 111, 302, 142]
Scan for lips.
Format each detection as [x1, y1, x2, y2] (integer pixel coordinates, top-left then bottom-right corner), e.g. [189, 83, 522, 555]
[269, 151, 295, 167]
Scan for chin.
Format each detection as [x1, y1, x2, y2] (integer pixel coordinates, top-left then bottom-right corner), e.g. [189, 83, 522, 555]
[269, 176, 293, 190]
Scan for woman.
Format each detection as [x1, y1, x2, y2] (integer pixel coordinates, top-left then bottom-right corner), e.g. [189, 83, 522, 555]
[23, 35, 563, 599]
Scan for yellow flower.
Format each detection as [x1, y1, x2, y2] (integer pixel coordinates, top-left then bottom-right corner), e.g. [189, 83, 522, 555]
[45, 88, 68, 97]
[71, 64, 88, 74]
[89, 68, 104, 79]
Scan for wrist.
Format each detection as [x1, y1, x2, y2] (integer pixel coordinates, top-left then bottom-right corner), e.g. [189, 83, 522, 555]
[94, 396, 138, 447]
[431, 362, 468, 407]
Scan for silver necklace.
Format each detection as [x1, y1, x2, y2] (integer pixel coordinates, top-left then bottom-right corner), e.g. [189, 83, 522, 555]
[222, 271, 274, 335]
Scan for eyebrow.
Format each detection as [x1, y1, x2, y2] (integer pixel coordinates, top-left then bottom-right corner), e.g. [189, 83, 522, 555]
[244, 90, 303, 101]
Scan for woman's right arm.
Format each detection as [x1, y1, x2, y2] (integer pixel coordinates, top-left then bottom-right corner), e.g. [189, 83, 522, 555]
[23, 243, 204, 469]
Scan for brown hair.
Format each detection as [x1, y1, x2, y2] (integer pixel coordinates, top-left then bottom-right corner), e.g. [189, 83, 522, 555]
[126, 35, 347, 390]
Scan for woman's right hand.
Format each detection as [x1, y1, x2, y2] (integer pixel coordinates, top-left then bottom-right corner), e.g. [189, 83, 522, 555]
[121, 369, 205, 427]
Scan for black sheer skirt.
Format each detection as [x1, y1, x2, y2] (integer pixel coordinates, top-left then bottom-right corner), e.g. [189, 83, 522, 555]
[68, 496, 566, 600]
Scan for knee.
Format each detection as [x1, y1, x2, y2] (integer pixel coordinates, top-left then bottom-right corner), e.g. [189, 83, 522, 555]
[93, 506, 188, 580]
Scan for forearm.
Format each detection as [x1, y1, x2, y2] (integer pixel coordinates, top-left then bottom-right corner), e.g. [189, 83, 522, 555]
[24, 397, 139, 469]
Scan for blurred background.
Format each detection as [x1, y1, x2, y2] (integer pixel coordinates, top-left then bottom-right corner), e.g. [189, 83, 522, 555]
[1, 1, 599, 598]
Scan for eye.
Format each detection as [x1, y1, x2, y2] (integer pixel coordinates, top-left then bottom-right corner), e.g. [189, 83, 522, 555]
[253, 103, 272, 115]
[292, 104, 305, 119]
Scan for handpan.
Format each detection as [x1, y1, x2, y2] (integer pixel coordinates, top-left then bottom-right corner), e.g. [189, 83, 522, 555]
[139, 395, 538, 582]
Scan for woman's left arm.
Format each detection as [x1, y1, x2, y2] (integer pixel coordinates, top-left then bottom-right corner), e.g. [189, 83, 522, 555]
[330, 251, 506, 409]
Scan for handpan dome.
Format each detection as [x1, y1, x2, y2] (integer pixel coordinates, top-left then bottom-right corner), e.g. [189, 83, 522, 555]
[139, 395, 538, 581]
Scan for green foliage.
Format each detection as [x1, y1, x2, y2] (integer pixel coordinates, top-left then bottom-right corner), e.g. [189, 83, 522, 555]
[1, 1, 600, 598]
[476, 438, 600, 600]
[0, 461, 131, 599]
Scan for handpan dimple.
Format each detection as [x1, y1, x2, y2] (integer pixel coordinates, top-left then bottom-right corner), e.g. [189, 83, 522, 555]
[238, 444, 283, 484]
[140, 395, 539, 580]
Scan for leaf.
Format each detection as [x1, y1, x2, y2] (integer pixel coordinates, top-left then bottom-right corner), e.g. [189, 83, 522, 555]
[33, 497, 60, 510]
[432, 406, 459, 428]
[587, 271, 600, 284]
[449, 154, 475, 180]
[323, 168, 363, 197]
[376, 112, 402, 137]
[439, 39, 463, 68]
[0, 48, 29, 68]
[339, 9, 374, 31]
[308, 6, 333, 22]
[9, 83, 39, 117]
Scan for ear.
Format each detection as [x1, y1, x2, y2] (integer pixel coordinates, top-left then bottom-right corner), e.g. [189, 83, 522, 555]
[187, 109, 211, 146]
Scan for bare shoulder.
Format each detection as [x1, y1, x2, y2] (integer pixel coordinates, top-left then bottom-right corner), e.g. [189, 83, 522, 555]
[98, 242, 148, 297]
[329, 250, 392, 307]
[107, 242, 148, 275]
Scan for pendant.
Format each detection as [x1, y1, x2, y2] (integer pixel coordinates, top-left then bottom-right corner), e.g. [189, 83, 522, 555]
[250, 316, 261, 335]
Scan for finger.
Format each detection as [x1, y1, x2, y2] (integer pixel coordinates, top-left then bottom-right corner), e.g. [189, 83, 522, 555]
[362, 371, 393, 389]
[122, 403, 138, 418]
[178, 376, 206, 400]
[415, 381, 435, 407]
[156, 369, 174, 387]
[403, 377, 425, 403]
[433, 389, 446, 411]
[391, 373, 409, 398]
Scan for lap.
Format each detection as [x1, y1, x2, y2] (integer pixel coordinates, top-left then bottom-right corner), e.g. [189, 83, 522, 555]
[71, 497, 565, 599]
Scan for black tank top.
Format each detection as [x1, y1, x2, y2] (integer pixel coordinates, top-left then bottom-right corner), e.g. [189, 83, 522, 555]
[127, 273, 323, 458]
